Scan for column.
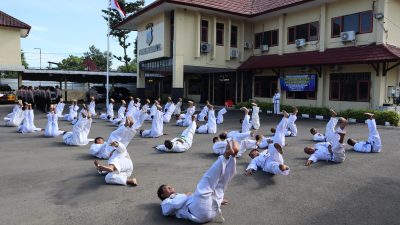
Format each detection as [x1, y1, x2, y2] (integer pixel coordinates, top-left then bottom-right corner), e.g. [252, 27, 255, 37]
[136, 66, 146, 100]
[319, 4, 327, 52]
[172, 8, 184, 101]
[17, 72, 22, 88]
[316, 69, 324, 107]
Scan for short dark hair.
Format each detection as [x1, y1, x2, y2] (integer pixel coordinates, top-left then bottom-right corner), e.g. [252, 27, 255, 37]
[157, 184, 167, 200]
[255, 134, 262, 141]
[270, 128, 276, 133]
[310, 128, 316, 134]
[239, 119, 243, 124]
[94, 137, 104, 144]
[219, 133, 227, 140]
[249, 149, 259, 158]
[212, 137, 219, 143]
[164, 140, 173, 149]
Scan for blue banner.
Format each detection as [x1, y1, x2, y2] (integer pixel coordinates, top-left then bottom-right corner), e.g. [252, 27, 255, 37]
[280, 74, 316, 92]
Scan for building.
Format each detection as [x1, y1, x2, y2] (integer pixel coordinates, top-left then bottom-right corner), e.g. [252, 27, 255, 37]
[116, 0, 400, 110]
[0, 10, 31, 72]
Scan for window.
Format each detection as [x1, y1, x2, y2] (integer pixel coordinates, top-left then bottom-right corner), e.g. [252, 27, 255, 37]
[286, 91, 316, 100]
[331, 11, 373, 37]
[201, 20, 208, 43]
[271, 30, 278, 46]
[188, 79, 201, 95]
[261, 29, 279, 47]
[170, 11, 174, 41]
[254, 76, 277, 98]
[216, 23, 224, 46]
[329, 72, 371, 102]
[287, 22, 319, 44]
[231, 25, 238, 47]
[254, 33, 262, 48]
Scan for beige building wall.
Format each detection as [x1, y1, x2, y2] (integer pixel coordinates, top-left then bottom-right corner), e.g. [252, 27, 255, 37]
[385, 0, 400, 46]
[0, 27, 22, 67]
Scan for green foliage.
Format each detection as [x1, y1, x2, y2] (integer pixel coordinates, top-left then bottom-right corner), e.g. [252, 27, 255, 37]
[58, 55, 85, 71]
[21, 50, 28, 68]
[235, 101, 400, 126]
[102, 0, 145, 68]
[117, 60, 137, 72]
[83, 45, 111, 71]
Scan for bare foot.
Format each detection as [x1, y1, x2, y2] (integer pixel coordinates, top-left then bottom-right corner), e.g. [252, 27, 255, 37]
[330, 108, 337, 117]
[127, 178, 138, 186]
[282, 110, 289, 118]
[279, 164, 289, 171]
[221, 199, 229, 205]
[94, 160, 100, 168]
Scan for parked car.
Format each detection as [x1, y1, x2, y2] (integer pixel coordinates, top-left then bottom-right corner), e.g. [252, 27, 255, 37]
[87, 86, 107, 102]
[111, 87, 131, 102]
[0, 84, 16, 104]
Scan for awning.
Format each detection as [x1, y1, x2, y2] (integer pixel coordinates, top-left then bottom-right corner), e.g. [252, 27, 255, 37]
[238, 44, 400, 70]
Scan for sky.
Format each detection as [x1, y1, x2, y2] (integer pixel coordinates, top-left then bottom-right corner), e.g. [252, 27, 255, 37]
[1, 0, 154, 70]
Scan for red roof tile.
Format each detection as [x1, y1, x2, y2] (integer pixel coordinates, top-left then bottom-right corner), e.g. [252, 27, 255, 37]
[0, 10, 31, 33]
[238, 44, 400, 70]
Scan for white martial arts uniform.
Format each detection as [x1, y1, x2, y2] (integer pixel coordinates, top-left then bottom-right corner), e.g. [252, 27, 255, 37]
[273, 92, 280, 114]
[63, 117, 92, 146]
[212, 139, 231, 155]
[285, 114, 298, 137]
[176, 106, 195, 127]
[257, 136, 272, 149]
[163, 103, 176, 123]
[196, 109, 217, 134]
[251, 105, 260, 130]
[216, 108, 227, 124]
[145, 104, 157, 121]
[4, 105, 24, 127]
[237, 139, 258, 157]
[174, 101, 182, 115]
[102, 143, 134, 185]
[17, 110, 41, 133]
[44, 111, 64, 137]
[313, 133, 326, 142]
[156, 121, 196, 153]
[307, 142, 333, 163]
[88, 100, 96, 115]
[353, 119, 382, 153]
[324, 119, 346, 163]
[242, 113, 251, 133]
[161, 155, 236, 223]
[112, 105, 126, 125]
[197, 105, 209, 122]
[227, 130, 251, 143]
[100, 103, 114, 120]
[246, 145, 290, 175]
[63, 104, 79, 121]
[55, 102, 65, 118]
[141, 110, 164, 138]
[164, 101, 172, 113]
[272, 117, 288, 146]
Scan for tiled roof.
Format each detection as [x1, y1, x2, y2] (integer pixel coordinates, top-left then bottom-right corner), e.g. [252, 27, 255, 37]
[238, 44, 400, 70]
[0, 10, 31, 34]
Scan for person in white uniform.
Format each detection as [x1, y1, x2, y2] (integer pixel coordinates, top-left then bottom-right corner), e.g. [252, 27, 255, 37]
[197, 101, 210, 122]
[285, 106, 298, 137]
[347, 113, 382, 153]
[112, 100, 127, 125]
[100, 98, 115, 120]
[55, 98, 65, 118]
[272, 89, 280, 115]
[240, 107, 252, 134]
[304, 142, 335, 166]
[322, 109, 347, 163]
[310, 128, 326, 142]
[176, 101, 195, 127]
[163, 101, 176, 123]
[63, 100, 79, 121]
[216, 107, 227, 124]
[17, 104, 42, 133]
[4, 100, 25, 127]
[134, 98, 141, 109]
[245, 143, 290, 176]
[157, 140, 239, 223]
[156, 115, 197, 153]
[250, 102, 260, 130]
[140, 105, 164, 138]
[255, 134, 273, 149]
[270, 110, 289, 146]
[94, 141, 137, 186]
[174, 98, 183, 116]
[88, 96, 96, 116]
[163, 96, 173, 113]
[44, 104, 64, 137]
[145, 99, 159, 121]
[63, 110, 92, 146]
[196, 104, 217, 134]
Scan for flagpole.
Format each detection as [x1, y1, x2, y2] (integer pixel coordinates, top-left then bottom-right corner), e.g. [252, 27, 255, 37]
[106, 0, 111, 109]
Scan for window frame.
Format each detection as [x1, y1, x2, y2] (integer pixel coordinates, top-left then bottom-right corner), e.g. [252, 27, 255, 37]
[286, 91, 316, 100]
[331, 16, 342, 38]
[254, 32, 262, 49]
[357, 80, 371, 102]
[288, 26, 295, 44]
[331, 10, 374, 38]
[201, 20, 209, 43]
[216, 22, 224, 46]
[359, 10, 373, 34]
[230, 25, 238, 48]
[287, 22, 319, 44]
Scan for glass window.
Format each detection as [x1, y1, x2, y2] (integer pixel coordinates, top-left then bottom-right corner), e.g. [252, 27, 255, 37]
[262, 31, 271, 46]
[357, 80, 370, 101]
[201, 20, 208, 43]
[330, 73, 370, 102]
[271, 30, 278, 46]
[288, 27, 295, 43]
[254, 33, 262, 48]
[286, 91, 316, 99]
[360, 11, 373, 33]
[188, 79, 201, 95]
[309, 22, 319, 41]
[231, 25, 238, 47]
[343, 13, 360, 33]
[296, 23, 309, 40]
[332, 17, 342, 37]
[216, 23, 224, 45]
[254, 76, 277, 98]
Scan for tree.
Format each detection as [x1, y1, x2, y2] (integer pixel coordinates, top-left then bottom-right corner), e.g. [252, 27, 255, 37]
[21, 50, 28, 68]
[117, 60, 137, 72]
[102, 0, 144, 71]
[58, 55, 85, 71]
[83, 45, 111, 72]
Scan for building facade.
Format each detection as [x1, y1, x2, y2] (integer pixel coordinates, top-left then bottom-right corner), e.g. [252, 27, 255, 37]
[0, 10, 31, 72]
[117, 0, 400, 110]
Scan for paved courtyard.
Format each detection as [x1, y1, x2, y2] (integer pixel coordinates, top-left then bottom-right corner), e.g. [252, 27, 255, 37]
[0, 104, 399, 225]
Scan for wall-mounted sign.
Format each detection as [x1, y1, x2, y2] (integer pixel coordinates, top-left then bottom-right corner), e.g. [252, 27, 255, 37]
[280, 74, 316, 91]
[139, 44, 162, 56]
[146, 23, 153, 46]
[138, 21, 166, 62]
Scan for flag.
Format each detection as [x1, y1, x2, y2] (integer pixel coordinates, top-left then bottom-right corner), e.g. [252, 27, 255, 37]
[110, 0, 126, 18]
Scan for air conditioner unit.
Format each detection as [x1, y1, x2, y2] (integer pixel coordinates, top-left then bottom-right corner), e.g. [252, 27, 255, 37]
[261, 45, 269, 52]
[200, 42, 211, 53]
[244, 42, 252, 49]
[230, 48, 239, 58]
[295, 39, 306, 48]
[341, 31, 356, 42]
